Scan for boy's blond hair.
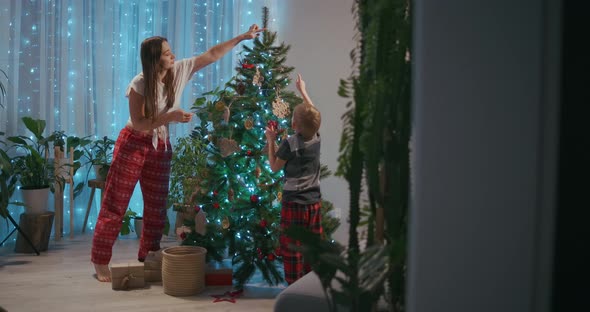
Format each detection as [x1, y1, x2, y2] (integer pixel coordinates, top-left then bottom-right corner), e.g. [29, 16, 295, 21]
[293, 101, 321, 140]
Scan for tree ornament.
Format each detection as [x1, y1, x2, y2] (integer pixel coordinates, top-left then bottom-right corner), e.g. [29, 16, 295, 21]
[267, 120, 278, 129]
[276, 191, 282, 202]
[222, 106, 231, 123]
[222, 217, 230, 229]
[218, 137, 240, 157]
[259, 219, 268, 228]
[213, 202, 220, 209]
[194, 205, 201, 213]
[246, 150, 252, 156]
[236, 82, 246, 95]
[272, 96, 290, 118]
[267, 253, 275, 261]
[194, 209, 207, 235]
[213, 190, 219, 196]
[250, 194, 259, 203]
[228, 188, 234, 201]
[215, 101, 226, 112]
[255, 166, 261, 178]
[242, 62, 255, 69]
[176, 225, 192, 241]
[244, 117, 254, 130]
[252, 67, 264, 86]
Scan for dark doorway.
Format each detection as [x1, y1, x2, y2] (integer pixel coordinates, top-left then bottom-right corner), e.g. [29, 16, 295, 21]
[552, 1, 590, 311]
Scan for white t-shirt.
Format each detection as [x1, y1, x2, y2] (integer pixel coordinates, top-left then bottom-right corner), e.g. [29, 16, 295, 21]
[125, 57, 196, 150]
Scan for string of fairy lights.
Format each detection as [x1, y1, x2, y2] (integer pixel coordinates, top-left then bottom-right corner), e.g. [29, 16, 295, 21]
[0, 0, 273, 237]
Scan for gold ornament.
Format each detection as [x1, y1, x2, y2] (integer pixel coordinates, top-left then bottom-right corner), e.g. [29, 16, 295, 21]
[244, 117, 254, 130]
[222, 217, 230, 229]
[228, 188, 235, 201]
[218, 138, 240, 157]
[215, 101, 226, 111]
[272, 97, 290, 118]
[277, 191, 282, 202]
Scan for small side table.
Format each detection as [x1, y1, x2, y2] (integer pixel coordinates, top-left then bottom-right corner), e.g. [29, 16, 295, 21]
[82, 179, 105, 233]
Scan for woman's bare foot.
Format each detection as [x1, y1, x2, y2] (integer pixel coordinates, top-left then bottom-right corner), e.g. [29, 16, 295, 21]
[94, 263, 111, 282]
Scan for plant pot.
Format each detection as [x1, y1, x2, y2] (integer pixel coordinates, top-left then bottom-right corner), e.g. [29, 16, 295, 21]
[134, 217, 143, 239]
[93, 164, 109, 181]
[162, 246, 207, 296]
[21, 187, 50, 214]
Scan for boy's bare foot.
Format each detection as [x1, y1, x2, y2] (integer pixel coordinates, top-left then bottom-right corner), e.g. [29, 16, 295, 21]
[94, 263, 111, 282]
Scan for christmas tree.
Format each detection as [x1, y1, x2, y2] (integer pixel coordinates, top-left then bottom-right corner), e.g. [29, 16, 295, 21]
[170, 7, 340, 289]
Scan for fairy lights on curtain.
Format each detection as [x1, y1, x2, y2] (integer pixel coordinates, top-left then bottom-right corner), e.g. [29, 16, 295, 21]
[0, 0, 269, 236]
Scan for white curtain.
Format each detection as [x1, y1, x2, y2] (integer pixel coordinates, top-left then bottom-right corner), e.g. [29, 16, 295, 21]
[0, 0, 273, 236]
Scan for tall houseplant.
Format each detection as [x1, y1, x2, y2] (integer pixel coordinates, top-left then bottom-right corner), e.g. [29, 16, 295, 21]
[286, 0, 412, 311]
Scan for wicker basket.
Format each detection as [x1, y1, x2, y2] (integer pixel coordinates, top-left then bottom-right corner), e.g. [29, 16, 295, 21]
[162, 246, 207, 296]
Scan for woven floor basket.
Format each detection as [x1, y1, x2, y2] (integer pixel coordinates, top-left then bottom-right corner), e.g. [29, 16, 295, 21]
[162, 246, 207, 296]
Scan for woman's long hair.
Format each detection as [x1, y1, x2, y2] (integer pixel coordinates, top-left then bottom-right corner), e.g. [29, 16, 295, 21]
[140, 36, 175, 122]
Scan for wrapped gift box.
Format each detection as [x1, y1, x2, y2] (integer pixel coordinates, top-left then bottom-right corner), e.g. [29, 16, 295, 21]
[111, 262, 145, 290]
[144, 250, 163, 282]
[205, 259, 233, 286]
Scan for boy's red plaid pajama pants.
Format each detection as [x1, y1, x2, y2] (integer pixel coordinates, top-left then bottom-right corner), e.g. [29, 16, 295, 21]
[91, 127, 172, 265]
[280, 201, 323, 285]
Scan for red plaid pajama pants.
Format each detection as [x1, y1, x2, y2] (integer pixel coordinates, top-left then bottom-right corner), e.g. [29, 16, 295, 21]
[91, 126, 172, 265]
[280, 201, 323, 285]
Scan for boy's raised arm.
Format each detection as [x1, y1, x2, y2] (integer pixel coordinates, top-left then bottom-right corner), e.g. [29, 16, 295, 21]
[296, 73, 314, 106]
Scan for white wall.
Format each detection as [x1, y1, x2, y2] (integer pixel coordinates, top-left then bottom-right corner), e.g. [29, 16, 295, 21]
[276, 0, 355, 245]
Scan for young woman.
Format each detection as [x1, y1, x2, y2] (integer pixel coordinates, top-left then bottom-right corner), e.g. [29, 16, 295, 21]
[92, 24, 263, 282]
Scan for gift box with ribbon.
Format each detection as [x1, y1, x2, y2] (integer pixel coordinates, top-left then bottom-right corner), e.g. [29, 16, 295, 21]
[111, 262, 145, 290]
[205, 259, 232, 286]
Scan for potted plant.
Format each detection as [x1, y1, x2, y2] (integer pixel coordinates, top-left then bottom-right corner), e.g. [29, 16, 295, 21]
[118, 208, 145, 239]
[6, 117, 54, 214]
[83, 136, 115, 181]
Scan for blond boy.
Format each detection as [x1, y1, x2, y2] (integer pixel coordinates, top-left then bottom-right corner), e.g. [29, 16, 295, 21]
[265, 74, 323, 284]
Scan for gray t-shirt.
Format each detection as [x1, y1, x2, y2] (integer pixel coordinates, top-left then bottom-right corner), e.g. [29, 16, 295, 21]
[276, 132, 321, 204]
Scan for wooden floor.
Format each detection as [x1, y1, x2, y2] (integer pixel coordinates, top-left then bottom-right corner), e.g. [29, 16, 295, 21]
[0, 233, 281, 311]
